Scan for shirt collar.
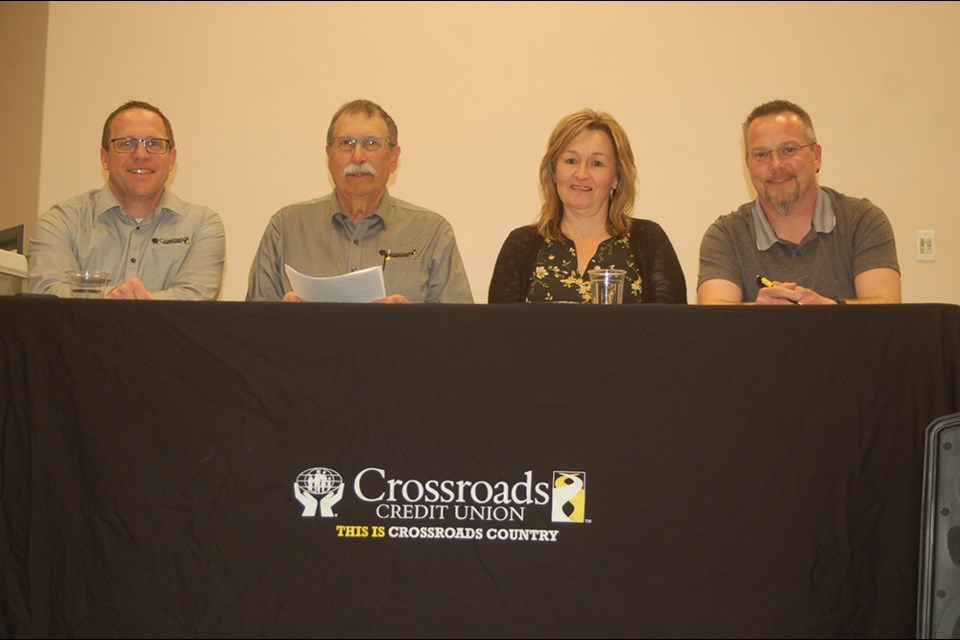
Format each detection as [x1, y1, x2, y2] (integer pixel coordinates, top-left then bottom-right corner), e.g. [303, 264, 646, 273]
[94, 185, 183, 222]
[332, 190, 392, 230]
[752, 186, 835, 250]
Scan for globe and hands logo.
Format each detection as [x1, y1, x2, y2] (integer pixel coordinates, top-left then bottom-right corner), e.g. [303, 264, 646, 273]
[294, 467, 345, 517]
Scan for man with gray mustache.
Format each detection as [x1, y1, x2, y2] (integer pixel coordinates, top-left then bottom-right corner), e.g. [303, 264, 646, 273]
[246, 99, 472, 304]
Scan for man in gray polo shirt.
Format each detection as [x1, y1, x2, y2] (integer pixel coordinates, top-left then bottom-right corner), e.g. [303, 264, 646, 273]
[697, 99, 900, 305]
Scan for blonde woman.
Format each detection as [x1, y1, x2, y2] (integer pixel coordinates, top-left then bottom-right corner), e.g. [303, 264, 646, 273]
[488, 109, 685, 304]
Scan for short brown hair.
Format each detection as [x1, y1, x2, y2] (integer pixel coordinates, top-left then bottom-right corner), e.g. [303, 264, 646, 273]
[742, 99, 816, 147]
[101, 100, 174, 150]
[326, 99, 398, 146]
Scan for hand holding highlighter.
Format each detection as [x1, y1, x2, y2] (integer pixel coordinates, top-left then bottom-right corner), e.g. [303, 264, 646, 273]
[755, 274, 801, 305]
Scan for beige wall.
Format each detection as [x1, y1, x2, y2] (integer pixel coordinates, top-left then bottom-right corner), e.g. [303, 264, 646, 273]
[35, 1, 960, 303]
[0, 1, 47, 251]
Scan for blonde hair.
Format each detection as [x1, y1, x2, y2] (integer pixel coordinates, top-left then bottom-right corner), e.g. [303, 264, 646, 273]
[536, 109, 636, 241]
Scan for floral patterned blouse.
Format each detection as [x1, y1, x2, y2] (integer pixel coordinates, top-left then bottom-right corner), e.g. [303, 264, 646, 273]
[525, 231, 642, 303]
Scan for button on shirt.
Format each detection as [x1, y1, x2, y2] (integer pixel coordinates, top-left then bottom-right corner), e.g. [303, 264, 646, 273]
[246, 191, 473, 303]
[28, 186, 225, 300]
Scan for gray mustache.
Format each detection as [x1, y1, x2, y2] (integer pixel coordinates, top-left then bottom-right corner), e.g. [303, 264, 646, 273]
[344, 162, 376, 177]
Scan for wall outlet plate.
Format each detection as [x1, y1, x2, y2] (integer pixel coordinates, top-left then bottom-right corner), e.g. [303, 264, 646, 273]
[917, 230, 936, 261]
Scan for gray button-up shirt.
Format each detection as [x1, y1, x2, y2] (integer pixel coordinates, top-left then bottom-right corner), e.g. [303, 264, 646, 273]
[28, 186, 225, 300]
[246, 191, 473, 303]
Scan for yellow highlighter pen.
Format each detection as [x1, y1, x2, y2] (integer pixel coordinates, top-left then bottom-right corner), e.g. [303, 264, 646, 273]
[755, 274, 801, 305]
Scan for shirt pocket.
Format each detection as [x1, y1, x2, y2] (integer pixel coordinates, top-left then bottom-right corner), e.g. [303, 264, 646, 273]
[382, 257, 425, 302]
[143, 241, 191, 289]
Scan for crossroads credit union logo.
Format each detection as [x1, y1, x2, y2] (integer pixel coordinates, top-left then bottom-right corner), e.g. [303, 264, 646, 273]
[292, 466, 588, 542]
[551, 471, 586, 523]
[294, 467, 345, 517]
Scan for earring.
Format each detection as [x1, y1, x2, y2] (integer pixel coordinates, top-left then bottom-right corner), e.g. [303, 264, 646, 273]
[610, 187, 617, 199]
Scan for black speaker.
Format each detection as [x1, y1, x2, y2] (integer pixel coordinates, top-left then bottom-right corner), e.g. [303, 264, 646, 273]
[918, 413, 960, 638]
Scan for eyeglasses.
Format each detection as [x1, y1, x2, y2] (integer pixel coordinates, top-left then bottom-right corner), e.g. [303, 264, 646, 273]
[110, 137, 172, 154]
[330, 136, 393, 152]
[748, 142, 816, 163]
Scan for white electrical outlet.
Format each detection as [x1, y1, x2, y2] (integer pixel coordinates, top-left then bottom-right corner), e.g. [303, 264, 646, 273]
[917, 230, 936, 261]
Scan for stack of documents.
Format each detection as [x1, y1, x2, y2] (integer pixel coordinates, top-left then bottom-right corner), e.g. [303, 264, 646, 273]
[284, 264, 386, 302]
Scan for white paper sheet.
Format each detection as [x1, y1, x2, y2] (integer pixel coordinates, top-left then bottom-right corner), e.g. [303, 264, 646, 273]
[284, 264, 386, 303]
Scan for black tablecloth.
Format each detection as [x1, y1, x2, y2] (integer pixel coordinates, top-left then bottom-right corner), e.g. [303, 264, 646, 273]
[2, 299, 959, 638]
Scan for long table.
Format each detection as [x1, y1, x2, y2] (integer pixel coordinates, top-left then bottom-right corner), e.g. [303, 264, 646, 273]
[2, 298, 959, 638]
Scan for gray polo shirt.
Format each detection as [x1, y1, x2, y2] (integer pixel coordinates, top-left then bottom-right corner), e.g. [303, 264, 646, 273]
[697, 186, 899, 301]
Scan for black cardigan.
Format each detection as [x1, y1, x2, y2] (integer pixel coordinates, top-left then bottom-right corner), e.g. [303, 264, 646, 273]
[487, 219, 687, 303]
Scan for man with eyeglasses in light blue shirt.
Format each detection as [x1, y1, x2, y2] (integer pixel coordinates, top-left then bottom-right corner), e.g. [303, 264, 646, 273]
[28, 100, 225, 300]
[697, 99, 900, 305]
[246, 98, 473, 304]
